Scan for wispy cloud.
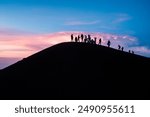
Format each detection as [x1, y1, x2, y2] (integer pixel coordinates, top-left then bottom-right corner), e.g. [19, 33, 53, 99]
[0, 28, 35, 35]
[113, 13, 132, 23]
[0, 31, 70, 58]
[65, 20, 100, 26]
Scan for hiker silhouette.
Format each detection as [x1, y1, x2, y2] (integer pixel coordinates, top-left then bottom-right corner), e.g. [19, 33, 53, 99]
[99, 38, 101, 45]
[88, 35, 91, 40]
[84, 35, 87, 43]
[129, 50, 131, 53]
[88, 35, 91, 43]
[132, 51, 134, 54]
[75, 37, 78, 42]
[91, 39, 94, 44]
[77, 35, 80, 42]
[107, 40, 111, 47]
[71, 34, 74, 42]
[121, 47, 124, 51]
[81, 34, 84, 42]
[94, 37, 97, 44]
[118, 45, 121, 50]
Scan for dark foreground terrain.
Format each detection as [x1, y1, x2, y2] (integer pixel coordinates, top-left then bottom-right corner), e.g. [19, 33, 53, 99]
[0, 42, 150, 99]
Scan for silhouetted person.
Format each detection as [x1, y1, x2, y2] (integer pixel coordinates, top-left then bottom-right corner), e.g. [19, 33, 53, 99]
[99, 38, 101, 45]
[94, 37, 97, 44]
[121, 47, 124, 51]
[129, 50, 131, 53]
[71, 34, 74, 42]
[132, 51, 134, 54]
[118, 45, 121, 50]
[85, 35, 87, 39]
[88, 35, 91, 43]
[81, 34, 84, 42]
[84, 35, 87, 43]
[107, 40, 111, 47]
[88, 35, 91, 40]
[91, 39, 94, 44]
[77, 35, 80, 42]
[75, 37, 78, 42]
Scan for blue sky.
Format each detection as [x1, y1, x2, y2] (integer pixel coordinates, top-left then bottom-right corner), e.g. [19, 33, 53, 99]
[0, 0, 150, 68]
[0, 0, 150, 36]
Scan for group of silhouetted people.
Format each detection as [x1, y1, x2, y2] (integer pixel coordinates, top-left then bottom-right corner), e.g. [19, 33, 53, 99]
[129, 50, 134, 54]
[118, 45, 124, 51]
[118, 45, 134, 53]
[71, 34, 134, 54]
[71, 34, 102, 45]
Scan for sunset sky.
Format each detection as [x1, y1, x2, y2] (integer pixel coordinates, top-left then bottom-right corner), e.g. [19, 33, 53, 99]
[0, 0, 150, 69]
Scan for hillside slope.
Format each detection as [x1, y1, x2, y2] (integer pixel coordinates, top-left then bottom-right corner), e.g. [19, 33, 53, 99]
[0, 42, 150, 99]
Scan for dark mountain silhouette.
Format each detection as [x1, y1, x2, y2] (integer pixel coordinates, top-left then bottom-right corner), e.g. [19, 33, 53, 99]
[0, 42, 150, 99]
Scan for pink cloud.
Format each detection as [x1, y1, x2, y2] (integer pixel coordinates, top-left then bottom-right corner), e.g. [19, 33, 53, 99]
[0, 31, 72, 58]
[0, 30, 150, 69]
[0, 57, 20, 69]
[0, 31, 147, 58]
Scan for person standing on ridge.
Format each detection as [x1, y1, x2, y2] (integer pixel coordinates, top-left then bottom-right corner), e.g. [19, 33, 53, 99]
[81, 34, 84, 42]
[121, 47, 124, 51]
[84, 35, 87, 43]
[107, 40, 111, 47]
[129, 50, 131, 53]
[94, 37, 97, 44]
[118, 45, 121, 50]
[88, 35, 91, 43]
[75, 37, 78, 42]
[77, 35, 80, 42]
[99, 38, 102, 45]
[71, 34, 74, 42]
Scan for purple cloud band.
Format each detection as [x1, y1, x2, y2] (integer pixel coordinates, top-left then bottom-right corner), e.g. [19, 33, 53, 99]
[0, 30, 150, 69]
